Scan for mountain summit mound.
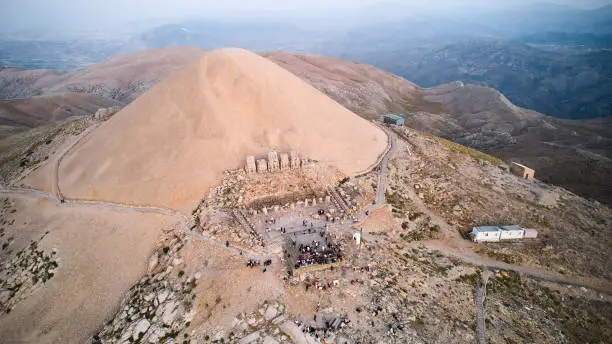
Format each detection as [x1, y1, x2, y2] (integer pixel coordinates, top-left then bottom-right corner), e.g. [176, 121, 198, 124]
[50, 48, 387, 209]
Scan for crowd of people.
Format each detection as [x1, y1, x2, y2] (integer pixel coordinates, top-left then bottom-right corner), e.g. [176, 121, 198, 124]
[246, 259, 261, 268]
[292, 240, 342, 270]
[246, 258, 273, 272]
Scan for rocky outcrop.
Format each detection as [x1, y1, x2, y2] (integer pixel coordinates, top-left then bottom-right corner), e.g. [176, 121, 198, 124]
[0, 229, 58, 314]
[92, 234, 196, 344]
[93, 106, 121, 120]
[66, 81, 151, 103]
[194, 300, 294, 344]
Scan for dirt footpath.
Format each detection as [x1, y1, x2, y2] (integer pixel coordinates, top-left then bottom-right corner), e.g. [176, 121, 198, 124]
[0, 195, 169, 344]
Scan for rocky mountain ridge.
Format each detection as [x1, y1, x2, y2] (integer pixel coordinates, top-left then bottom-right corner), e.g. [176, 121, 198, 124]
[374, 38, 612, 119]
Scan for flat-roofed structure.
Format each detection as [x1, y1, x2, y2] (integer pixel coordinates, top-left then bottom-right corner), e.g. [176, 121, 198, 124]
[510, 162, 535, 180]
[523, 228, 538, 239]
[499, 225, 524, 240]
[383, 114, 405, 126]
[471, 226, 502, 242]
[469, 225, 538, 242]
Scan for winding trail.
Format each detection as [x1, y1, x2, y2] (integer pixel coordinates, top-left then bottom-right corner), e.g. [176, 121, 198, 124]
[374, 127, 394, 206]
[1, 119, 272, 261]
[52, 121, 101, 200]
[356, 126, 397, 222]
[422, 240, 612, 294]
[377, 127, 612, 295]
[0, 185, 270, 261]
[475, 269, 491, 344]
[2, 120, 610, 295]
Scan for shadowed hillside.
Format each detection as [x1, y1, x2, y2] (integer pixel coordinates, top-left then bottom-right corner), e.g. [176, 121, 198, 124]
[0, 93, 118, 139]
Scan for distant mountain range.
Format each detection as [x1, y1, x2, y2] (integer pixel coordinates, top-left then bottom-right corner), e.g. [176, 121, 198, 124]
[369, 38, 612, 119]
[117, 20, 316, 54]
[0, 38, 123, 71]
[518, 31, 612, 48]
[3, 3, 611, 120]
[451, 4, 612, 36]
[0, 47, 202, 138]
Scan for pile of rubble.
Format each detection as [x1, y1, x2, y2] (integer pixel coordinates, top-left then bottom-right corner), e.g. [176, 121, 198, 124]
[206, 170, 246, 208]
[298, 313, 351, 342]
[92, 234, 196, 344]
[195, 300, 291, 343]
[318, 244, 479, 344]
[93, 106, 122, 120]
[0, 233, 58, 314]
[198, 300, 354, 344]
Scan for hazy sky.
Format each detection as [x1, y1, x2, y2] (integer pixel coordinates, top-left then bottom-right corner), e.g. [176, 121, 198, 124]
[2, 0, 611, 34]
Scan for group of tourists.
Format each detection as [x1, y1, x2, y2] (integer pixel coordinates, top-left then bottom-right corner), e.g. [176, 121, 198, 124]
[293, 240, 342, 269]
[246, 258, 273, 272]
[246, 259, 261, 267]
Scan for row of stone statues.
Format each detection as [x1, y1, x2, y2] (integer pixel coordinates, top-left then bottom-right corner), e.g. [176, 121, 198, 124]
[249, 195, 333, 215]
[245, 151, 303, 174]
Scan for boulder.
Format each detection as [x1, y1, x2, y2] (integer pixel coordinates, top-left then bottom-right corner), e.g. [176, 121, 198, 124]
[239, 331, 261, 344]
[120, 326, 133, 342]
[157, 290, 170, 304]
[132, 319, 151, 340]
[262, 336, 280, 344]
[147, 326, 166, 343]
[148, 253, 159, 273]
[264, 304, 278, 320]
[0, 290, 11, 304]
[94, 106, 121, 120]
[212, 329, 226, 341]
[162, 301, 178, 325]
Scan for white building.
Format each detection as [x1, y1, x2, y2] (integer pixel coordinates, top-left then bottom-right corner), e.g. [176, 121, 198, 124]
[469, 225, 537, 243]
[499, 225, 524, 240]
[471, 226, 502, 242]
[523, 228, 538, 239]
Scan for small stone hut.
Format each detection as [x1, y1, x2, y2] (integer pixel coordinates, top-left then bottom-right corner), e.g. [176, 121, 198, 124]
[383, 114, 405, 126]
[510, 162, 535, 180]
